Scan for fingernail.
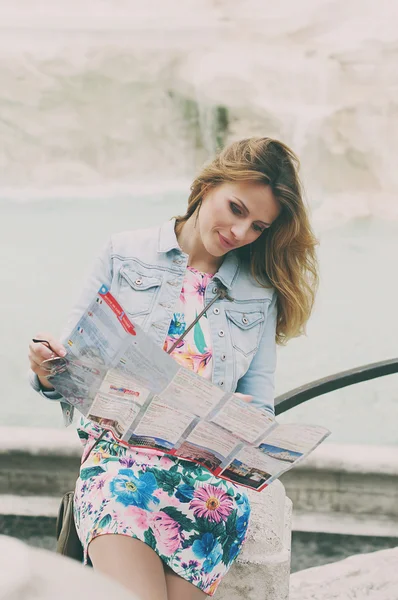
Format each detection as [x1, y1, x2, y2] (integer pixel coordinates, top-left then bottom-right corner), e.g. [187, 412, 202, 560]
[59, 349, 66, 357]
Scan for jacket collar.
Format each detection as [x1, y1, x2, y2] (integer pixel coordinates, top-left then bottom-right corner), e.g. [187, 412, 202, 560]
[158, 218, 240, 290]
[158, 218, 182, 253]
[215, 251, 240, 291]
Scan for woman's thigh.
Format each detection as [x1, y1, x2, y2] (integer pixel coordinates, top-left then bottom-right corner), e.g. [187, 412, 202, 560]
[89, 534, 168, 600]
[164, 566, 207, 600]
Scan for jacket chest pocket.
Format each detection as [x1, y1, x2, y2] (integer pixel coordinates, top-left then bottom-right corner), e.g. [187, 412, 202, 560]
[226, 309, 264, 357]
[118, 266, 163, 323]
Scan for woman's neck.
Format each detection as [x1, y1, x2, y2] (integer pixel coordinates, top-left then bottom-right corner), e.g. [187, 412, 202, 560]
[175, 216, 223, 274]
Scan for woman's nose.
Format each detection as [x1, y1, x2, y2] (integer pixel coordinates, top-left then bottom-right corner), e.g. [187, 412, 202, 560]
[231, 223, 249, 241]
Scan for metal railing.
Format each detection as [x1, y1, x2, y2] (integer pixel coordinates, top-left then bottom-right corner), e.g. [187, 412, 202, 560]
[274, 357, 398, 416]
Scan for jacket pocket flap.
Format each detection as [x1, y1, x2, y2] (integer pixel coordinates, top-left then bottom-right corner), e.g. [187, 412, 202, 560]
[226, 310, 264, 330]
[120, 267, 162, 291]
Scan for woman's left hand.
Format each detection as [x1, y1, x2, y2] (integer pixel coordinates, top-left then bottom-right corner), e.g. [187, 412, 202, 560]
[234, 393, 253, 403]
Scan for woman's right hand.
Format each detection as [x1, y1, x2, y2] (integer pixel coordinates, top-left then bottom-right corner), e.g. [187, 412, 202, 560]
[29, 334, 66, 390]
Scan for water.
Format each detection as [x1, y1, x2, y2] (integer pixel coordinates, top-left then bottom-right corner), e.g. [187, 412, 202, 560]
[1, 1, 398, 445]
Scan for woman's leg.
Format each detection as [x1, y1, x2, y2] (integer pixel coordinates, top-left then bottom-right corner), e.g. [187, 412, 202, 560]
[88, 534, 168, 600]
[165, 566, 207, 600]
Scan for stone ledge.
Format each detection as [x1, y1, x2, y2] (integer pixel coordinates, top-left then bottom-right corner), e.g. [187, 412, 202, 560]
[293, 442, 398, 476]
[293, 510, 398, 538]
[0, 426, 81, 457]
[290, 546, 398, 599]
[0, 495, 60, 517]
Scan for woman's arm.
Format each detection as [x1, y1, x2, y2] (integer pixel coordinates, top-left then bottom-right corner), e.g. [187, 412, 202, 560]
[28, 238, 114, 400]
[234, 292, 278, 415]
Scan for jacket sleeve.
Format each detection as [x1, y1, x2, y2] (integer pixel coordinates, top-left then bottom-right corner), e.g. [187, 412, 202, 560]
[28, 238, 114, 413]
[235, 292, 278, 416]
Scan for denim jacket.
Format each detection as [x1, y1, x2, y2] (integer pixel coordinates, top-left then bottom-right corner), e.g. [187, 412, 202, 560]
[30, 218, 278, 426]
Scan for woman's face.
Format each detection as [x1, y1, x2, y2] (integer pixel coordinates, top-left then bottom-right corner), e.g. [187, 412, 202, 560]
[198, 181, 281, 257]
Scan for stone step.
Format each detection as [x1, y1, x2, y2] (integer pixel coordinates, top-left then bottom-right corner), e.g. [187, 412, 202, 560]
[0, 495, 60, 518]
[293, 510, 398, 538]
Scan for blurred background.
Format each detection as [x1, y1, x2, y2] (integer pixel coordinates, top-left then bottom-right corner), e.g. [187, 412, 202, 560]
[1, 0, 397, 446]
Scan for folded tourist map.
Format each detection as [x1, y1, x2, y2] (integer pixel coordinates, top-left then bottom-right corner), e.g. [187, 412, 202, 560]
[45, 284, 330, 491]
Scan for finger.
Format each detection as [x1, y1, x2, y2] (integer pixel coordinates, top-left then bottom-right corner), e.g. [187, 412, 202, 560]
[29, 342, 54, 362]
[29, 355, 53, 378]
[33, 334, 66, 357]
[234, 393, 253, 403]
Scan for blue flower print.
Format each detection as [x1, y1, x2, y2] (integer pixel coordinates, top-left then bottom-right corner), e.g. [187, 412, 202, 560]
[192, 532, 217, 559]
[192, 533, 223, 573]
[204, 543, 223, 573]
[192, 533, 222, 573]
[168, 313, 186, 336]
[236, 512, 250, 541]
[109, 469, 159, 509]
[236, 494, 250, 542]
[236, 493, 250, 516]
[175, 483, 195, 503]
[229, 540, 241, 563]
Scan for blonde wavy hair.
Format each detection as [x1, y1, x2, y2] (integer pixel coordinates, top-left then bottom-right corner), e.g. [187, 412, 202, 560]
[176, 137, 319, 344]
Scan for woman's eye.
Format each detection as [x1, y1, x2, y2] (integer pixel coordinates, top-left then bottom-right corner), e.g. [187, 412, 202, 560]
[253, 224, 265, 233]
[230, 202, 241, 215]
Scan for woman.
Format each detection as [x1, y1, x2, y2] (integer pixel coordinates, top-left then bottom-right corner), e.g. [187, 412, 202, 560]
[29, 137, 318, 599]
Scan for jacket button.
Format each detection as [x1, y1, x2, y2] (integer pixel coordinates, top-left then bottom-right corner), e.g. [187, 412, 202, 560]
[213, 307, 220, 315]
[221, 354, 226, 361]
[242, 316, 249, 324]
[218, 330, 225, 337]
[135, 279, 143, 286]
[212, 286, 218, 294]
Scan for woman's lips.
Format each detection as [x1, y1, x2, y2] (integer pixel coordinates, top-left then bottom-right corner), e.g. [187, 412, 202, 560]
[218, 232, 236, 249]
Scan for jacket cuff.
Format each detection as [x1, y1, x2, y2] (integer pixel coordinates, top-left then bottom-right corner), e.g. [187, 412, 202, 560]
[29, 370, 63, 401]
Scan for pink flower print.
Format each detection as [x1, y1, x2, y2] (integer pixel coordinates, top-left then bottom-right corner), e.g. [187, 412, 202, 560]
[125, 506, 149, 530]
[163, 337, 184, 354]
[159, 455, 174, 469]
[190, 484, 233, 523]
[185, 269, 211, 298]
[171, 345, 212, 375]
[153, 488, 180, 507]
[149, 511, 184, 555]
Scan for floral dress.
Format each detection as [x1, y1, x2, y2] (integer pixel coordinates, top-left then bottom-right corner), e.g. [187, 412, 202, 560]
[74, 266, 251, 596]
